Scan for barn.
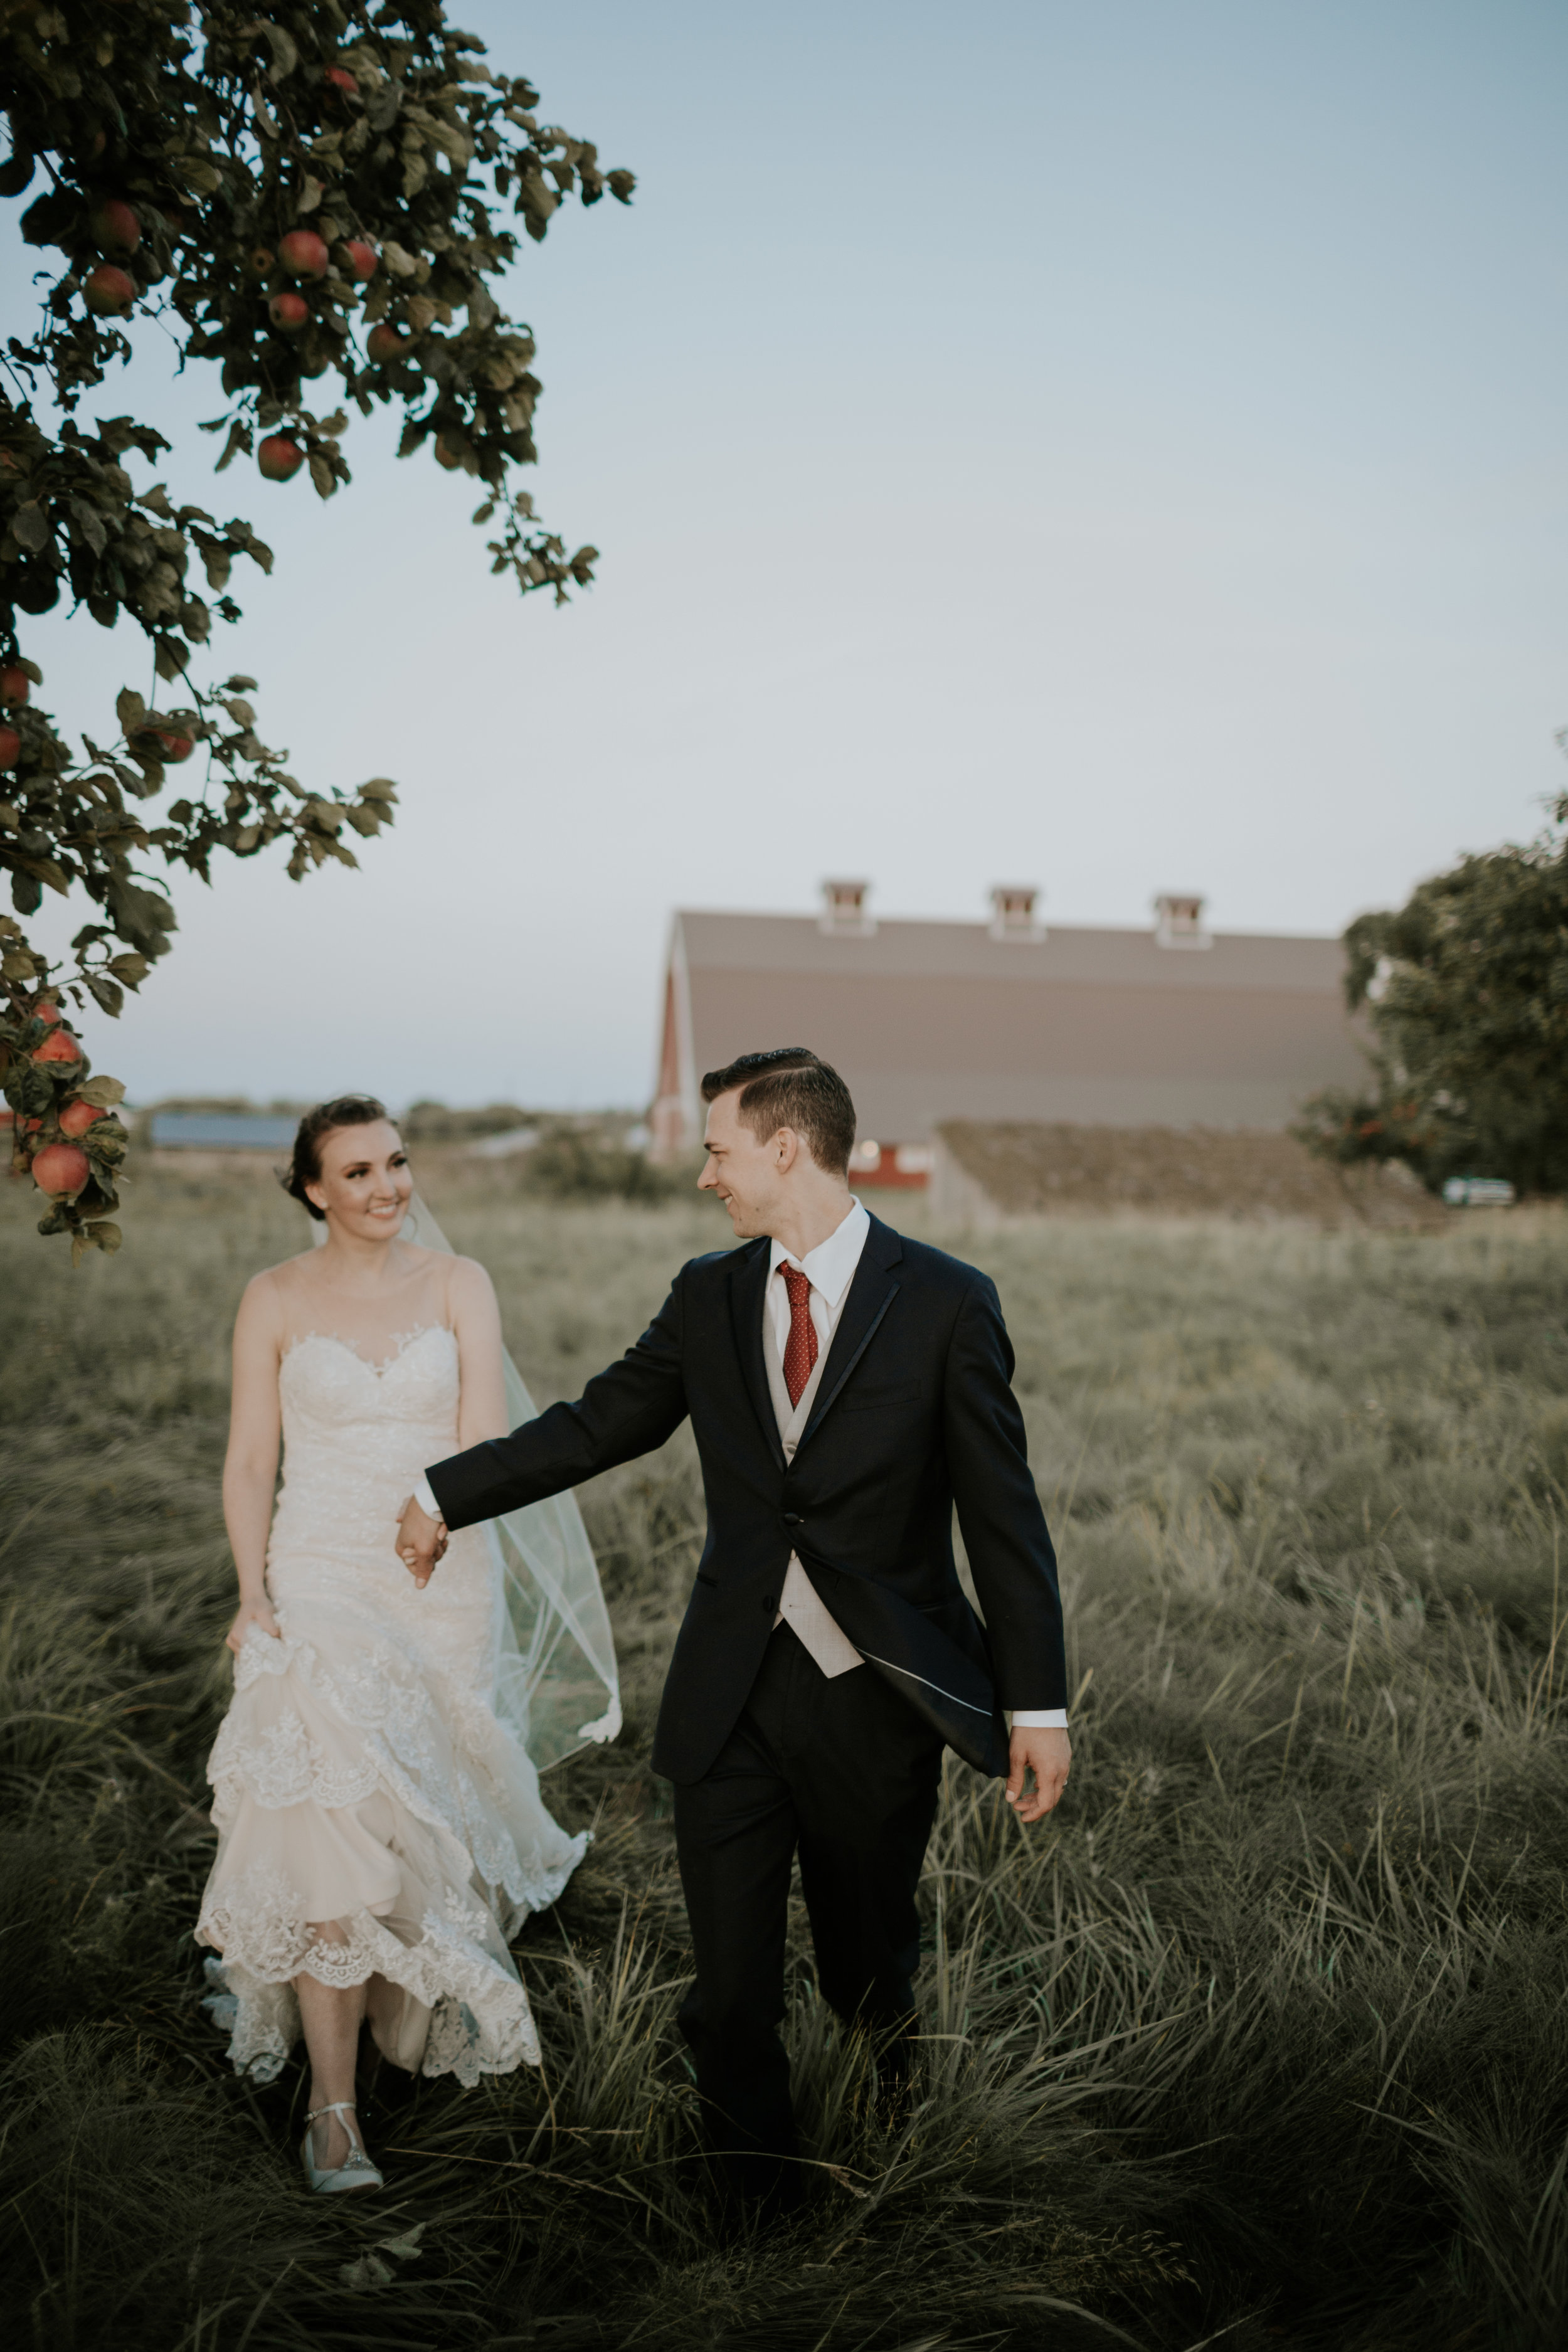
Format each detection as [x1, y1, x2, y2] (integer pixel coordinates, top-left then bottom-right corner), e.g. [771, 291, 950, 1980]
[649, 883, 1367, 1189]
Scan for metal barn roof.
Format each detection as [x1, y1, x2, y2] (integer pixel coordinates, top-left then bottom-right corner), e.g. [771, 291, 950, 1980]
[652, 896, 1366, 1153]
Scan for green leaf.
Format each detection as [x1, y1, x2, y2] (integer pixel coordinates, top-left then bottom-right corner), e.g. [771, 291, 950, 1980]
[12, 502, 50, 553]
[214, 421, 250, 475]
[78, 1075, 127, 1108]
[259, 23, 299, 82]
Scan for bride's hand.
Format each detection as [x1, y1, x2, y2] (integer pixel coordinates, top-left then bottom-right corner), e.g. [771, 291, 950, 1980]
[226, 1596, 282, 1655]
[396, 1493, 448, 1588]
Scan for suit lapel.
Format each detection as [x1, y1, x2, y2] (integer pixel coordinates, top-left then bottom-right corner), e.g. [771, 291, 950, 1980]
[797, 1216, 903, 1453]
[727, 1238, 784, 1467]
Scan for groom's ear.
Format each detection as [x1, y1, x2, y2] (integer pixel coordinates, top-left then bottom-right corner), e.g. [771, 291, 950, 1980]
[773, 1126, 802, 1172]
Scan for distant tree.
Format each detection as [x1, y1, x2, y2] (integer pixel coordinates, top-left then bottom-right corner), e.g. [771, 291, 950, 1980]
[1295, 783, 1568, 1197]
[0, 1, 632, 1259]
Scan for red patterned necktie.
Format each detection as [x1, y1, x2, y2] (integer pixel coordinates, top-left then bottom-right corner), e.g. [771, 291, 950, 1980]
[778, 1262, 818, 1407]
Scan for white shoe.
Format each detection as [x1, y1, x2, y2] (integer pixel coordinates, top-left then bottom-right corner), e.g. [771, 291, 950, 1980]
[300, 2100, 383, 2194]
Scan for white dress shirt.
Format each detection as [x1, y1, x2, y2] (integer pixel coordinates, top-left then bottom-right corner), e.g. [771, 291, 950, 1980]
[418, 1195, 1066, 1729]
[767, 1199, 1065, 1730]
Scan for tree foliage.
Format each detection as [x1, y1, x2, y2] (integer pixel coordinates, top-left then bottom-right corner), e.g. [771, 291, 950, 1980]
[1295, 784, 1568, 1196]
[0, 0, 632, 1253]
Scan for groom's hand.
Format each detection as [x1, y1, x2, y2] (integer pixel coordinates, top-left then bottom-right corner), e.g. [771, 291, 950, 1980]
[396, 1493, 448, 1587]
[1005, 1726, 1071, 1823]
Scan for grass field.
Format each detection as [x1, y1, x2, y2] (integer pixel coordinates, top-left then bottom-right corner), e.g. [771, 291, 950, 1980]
[3, 1155, 1567, 2351]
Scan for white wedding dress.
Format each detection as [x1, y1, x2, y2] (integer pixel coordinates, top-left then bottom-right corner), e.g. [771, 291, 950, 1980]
[196, 1323, 588, 2085]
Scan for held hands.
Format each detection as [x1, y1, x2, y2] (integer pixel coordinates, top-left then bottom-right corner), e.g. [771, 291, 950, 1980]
[396, 1493, 448, 1587]
[1005, 1725, 1071, 1823]
[225, 1596, 281, 1655]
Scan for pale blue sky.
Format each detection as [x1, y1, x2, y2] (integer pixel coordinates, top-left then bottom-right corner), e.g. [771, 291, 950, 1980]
[14, 0, 1566, 1104]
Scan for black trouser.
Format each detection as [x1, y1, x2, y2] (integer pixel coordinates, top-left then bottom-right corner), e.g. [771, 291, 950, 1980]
[672, 1624, 944, 2211]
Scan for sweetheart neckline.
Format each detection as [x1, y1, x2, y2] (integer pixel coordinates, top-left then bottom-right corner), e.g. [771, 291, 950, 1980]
[281, 1326, 457, 1379]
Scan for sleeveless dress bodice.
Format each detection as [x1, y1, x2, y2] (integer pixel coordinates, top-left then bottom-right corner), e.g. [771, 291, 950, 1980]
[196, 1327, 587, 2085]
[267, 1329, 500, 1696]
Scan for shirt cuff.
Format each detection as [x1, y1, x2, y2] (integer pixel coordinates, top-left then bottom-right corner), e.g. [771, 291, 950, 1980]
[1010, 1708, 1068, 1729]
[412, 1473, 444, 1521]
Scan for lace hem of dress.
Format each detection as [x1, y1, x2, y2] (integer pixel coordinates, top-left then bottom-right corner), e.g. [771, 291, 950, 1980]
[196, 1853, 582, 2085]
[208, 1619, 581, 1919]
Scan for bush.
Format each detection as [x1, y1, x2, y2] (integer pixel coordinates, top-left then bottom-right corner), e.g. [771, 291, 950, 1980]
[521, 1127, 683, 1202]
[1300, 787, 1568, 1196]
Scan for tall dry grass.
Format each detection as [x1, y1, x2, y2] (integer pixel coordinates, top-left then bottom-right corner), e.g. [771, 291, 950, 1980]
[1, 1155, 1566, 2349]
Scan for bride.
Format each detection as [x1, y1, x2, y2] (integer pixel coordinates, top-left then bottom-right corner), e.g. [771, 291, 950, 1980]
[196, 1094, 598, 2193]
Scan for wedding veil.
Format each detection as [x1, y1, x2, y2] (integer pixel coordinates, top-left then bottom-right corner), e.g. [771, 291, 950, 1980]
[314, 1190, 621, 1771]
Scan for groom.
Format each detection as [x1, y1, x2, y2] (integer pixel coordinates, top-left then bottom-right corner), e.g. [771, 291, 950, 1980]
[397, 1048, 1069, 2208]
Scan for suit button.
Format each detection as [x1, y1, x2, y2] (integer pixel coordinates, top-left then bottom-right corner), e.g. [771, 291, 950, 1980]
[783, 1512, 803, 1527]
[761, 1592, 776, 1614]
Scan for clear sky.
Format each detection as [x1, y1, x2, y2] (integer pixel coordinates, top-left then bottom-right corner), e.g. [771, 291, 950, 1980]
[14, 0, 1566, 1107]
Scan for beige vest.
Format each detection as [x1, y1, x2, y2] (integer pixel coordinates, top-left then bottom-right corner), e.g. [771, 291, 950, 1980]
[765, 1305, 863, 1678]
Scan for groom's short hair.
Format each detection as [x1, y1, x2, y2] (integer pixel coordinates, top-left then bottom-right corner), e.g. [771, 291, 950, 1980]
[701, 1049, 857, 1177]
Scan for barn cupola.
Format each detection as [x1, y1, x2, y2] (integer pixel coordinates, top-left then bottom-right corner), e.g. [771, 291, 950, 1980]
[988, 884, 1044, 943]
[820, 877, 874, 936]
[1154, 893, 1212, 949]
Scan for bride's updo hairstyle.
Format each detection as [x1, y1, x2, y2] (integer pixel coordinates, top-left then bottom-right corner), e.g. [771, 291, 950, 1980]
[283, 1094, 394, 1220]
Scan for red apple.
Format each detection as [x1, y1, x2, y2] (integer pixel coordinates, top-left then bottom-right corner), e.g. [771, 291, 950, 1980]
[83, 263, 135, 316]
[31, 1140, 90, 1197]
[0, 723, 19, 769]
[324, 66, 358, 97]
[365, 322, 411, 364]
[135, 726, 194, 762]
[433, 435, 462, 470]
[93, 198, 140, 256]
[33, 1000, 63, 1025]
[278, 228, 329, 280]
[246, 245, 275, 280]
[342, 238, 378, 280]
[32, 1028, 83, 1067]
[269, 290, 309, 334]
[58, 1098, 107, 1137]
[258, 434, 305, 482]
[0, 665, 30, 706]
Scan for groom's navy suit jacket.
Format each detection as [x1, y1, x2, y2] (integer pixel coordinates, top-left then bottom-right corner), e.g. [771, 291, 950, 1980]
[426, 1214, 1066, 1786]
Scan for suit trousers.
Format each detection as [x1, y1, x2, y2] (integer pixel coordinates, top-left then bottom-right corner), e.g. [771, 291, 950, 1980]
[672, 1624, 945, 2209]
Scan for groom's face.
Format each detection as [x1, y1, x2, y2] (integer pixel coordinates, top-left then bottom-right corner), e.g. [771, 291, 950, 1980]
[699, 1088, 787, 1236]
